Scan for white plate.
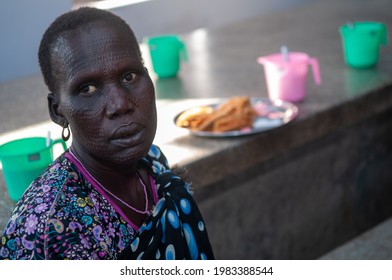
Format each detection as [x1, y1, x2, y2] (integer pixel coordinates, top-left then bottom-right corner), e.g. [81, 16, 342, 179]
[174, 97, 299, 137]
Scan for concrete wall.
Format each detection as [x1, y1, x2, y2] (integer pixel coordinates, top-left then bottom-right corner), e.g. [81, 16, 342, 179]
[0, 0, 314, 83]
[0, 0, 72, 83]
[109, 0, 314, 42]
[196, 108, 392, 259]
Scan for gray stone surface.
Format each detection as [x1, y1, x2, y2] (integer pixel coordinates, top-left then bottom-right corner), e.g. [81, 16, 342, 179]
[319, 217, 392, 260]
[0, 75, 50, 135]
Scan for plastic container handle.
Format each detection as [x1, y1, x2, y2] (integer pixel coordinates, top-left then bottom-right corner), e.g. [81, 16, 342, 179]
[179, 40, 188, 62]
[51, 138, 67, 151]
[380, 24, 388, 45]
[257, 57, 266, 65]
[309, 57, 321, 85]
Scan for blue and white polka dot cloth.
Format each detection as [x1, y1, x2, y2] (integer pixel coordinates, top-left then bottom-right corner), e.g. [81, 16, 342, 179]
[119, 145, 214, 260]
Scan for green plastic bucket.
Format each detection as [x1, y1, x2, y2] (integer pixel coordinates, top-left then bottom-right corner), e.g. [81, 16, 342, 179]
[145, 34, 188, 78]
[339, 22, 388, 68]
[0, 137, 67, 202]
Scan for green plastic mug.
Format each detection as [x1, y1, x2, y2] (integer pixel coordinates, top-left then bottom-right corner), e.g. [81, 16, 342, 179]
[0, 137, 67, 202]
[145, 34, 188, 78]
[339, 22, 388, 68]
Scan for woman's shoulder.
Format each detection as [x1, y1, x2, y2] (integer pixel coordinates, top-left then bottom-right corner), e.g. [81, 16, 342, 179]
[140, 144, 170, 175]
[21, 153, 75, 200]
[2, 153, 72, 214]
[0, 153, 89, 259]
[11, 152, 97, 218]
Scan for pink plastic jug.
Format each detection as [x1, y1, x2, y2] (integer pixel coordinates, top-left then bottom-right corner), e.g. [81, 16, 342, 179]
[257, 52, 321, 102]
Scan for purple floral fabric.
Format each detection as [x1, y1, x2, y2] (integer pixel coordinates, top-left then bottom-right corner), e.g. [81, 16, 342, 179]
[0, 145, 214, 260]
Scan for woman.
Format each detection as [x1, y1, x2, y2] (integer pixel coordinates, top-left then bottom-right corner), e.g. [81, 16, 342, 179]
[0, 7, 214, 260]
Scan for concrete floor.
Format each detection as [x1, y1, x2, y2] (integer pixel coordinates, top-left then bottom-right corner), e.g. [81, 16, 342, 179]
[319, 217, 392, 260]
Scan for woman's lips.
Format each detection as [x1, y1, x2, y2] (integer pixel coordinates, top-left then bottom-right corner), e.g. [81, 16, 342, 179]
[110, 123, 144, 147]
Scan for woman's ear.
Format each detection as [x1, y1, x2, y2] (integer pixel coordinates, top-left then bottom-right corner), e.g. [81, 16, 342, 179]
[47, 92, 66, 126]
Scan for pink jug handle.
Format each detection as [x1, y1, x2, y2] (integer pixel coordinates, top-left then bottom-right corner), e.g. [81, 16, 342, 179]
[257, 57, 265, 65]
[309, 57, 321, 85]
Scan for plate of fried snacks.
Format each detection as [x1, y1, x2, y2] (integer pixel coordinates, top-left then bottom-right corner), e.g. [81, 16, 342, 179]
[174, 96, 298, 137]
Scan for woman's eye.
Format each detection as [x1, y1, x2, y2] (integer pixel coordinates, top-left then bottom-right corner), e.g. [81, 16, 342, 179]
[122, 73, 137, 84]
[79, 85, 97, 95]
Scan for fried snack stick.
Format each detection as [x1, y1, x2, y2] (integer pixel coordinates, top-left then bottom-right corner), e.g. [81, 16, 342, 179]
[176, 106, 214, 129]
[195, 101, 236, 131]
[213, 114, 253, 132]
[197, 96, 257, 132]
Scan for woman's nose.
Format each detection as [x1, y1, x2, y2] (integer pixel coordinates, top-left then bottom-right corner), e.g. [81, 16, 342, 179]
[105, 84, 135, 119]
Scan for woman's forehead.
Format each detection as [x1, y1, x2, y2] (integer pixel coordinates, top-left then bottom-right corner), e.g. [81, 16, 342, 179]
[58, 21, 137, 54]
[51, 22, 140, 79]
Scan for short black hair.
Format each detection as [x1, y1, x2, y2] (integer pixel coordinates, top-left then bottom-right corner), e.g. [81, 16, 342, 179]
[38, 7, 141, 92]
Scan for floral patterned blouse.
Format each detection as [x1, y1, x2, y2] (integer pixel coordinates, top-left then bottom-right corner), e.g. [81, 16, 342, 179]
[0, 145, 214, 260]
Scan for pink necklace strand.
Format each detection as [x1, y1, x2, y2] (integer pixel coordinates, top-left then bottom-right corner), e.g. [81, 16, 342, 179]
[69, 150, 150, 215]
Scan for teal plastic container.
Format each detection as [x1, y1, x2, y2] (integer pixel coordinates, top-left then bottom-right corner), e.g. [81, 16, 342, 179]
[339, 22, 387, 68]
[0, 137, 67, 202]
[145, 34, 188, 78]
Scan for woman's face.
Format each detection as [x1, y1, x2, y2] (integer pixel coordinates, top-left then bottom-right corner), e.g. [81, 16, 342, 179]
[51, 21, 157, 165]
